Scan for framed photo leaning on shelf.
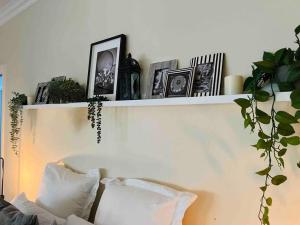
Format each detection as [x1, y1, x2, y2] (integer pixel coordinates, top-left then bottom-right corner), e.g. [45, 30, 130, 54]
[190, 53, 224, 97]
[87, 34, 126, 100]
[147, 60, 178, 99]
[164, 68, 195, 98]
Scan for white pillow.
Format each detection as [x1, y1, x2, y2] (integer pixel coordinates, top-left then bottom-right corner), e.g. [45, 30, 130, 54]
[65, 215, 94, 225]
[94, 178, 197, 225]
[36, 163, 100, 219]
[11, 192, 66, 225]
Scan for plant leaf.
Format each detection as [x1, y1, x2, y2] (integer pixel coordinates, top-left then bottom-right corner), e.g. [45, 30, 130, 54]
[280, 137, 288, 147]
[243, 77, 254, 92]
[278, 148, 287, 157]
[295, 111, 300, 120]
[277, 123, 295, 136]
[274, 48, 286, 65]
[295, 25, 300, 35]
[258, 131, 270, 139]
[254, 61, 275, 73]
[271, 175, 287, 185]
[286, 136, 300, 145]
[297, 162, 300, 168]
[277, 82, 294, 92]
[263, 52, 275, 61]
[234, 98, 251, 108]
[252, 139, 267, 150]
[256, 166, 271, 176]
[260, 186, 267, 192]
[254, 90, 270, 102]
[275, 111, 298, 124]
[266, 197, 272, 206]
[291, 90, 300, 109]
[279, 158, 285, 168]
[256, 109, 271, 124]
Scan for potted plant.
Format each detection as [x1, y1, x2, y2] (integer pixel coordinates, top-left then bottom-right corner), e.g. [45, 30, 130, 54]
[235, 25, 300, 225]
[9, 92, 27, 155]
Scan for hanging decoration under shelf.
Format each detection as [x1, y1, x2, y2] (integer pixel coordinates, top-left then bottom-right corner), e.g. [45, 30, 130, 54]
[87, 95, 109, 143]
[9, 92, 27, 155]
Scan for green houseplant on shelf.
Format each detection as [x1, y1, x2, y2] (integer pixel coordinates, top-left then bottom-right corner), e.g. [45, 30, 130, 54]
[9, 92, 27, 155]
[235, 25, 300, 225]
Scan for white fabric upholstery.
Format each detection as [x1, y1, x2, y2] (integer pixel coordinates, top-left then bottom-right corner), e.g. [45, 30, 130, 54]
[36, 163, 100, 219]
[11, 193, 66, 225]
[94, 178, 197, 225]
[65, 215, 94, 225]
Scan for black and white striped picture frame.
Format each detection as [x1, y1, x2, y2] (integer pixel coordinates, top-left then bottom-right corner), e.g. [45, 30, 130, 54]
[190, 53, 224, 97]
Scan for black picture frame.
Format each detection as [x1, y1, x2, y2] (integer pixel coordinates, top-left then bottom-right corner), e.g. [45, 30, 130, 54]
[86, 34, 126, 100]
[34, 82, 50, 104]
[164, 68, 195, 98]
[190, 53, 225, 97]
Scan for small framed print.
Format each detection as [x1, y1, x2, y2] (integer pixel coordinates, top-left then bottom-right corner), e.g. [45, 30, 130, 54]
[34, 82, 50, 104]
[147, 60, 178, 99]
[190, 53, 224, 96]
[87, 34, 126, 100]
[164, 68, 195, 98]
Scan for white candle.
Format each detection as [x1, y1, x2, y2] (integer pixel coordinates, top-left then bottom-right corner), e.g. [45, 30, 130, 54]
[27, 96, 35, 105]
[224, 75, 244, 95]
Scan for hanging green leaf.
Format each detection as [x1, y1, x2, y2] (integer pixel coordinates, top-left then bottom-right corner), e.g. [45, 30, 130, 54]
[256, 166, 271, 176]
[280, 137, 288, 147]
[286, 136, 300, 145]
[234, 98, 251, 108]
[254, 90, 270, 102]
[260, 186, 267, 192]
[277, 82, 294, 92]
[295, 25, 300, 35]
[291, 90, 300, 109]
[266, 197, 272, 206]
[295, 111, 300, 120]
[278, 148, 287, 157]
[243, 77, 254, 92]
[263, 207, 270, 225]
[275, 111, 298, 124]
[260, 153, 266, 158]
[271, 175, 287, 186]
[279, 158, 285, 168]
[256, 108, 271, 124]
[297, 162, 300, 168]
[259, 131, 270, 139]
[252, 139, 269, 150]
[277, 123, 295, 136]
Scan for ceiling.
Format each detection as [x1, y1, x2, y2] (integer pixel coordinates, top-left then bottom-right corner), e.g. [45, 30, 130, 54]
[0, 0, 10, 9]
[0, 0, 38, 26]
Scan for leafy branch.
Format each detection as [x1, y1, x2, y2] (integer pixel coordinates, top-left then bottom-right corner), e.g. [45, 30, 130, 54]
[87, 95, 108, 143]
[235, 25, 300, 225]
[8, 92, 27, 155]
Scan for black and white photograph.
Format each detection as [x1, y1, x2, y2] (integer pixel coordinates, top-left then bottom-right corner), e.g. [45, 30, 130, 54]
[34, 82, 50, 104]
[87, 34, 126, 100]
[190, 53, 224, 96]
[94, 48, 117, 95]
[147, 60, 177, 99]
[164, 68, 195, 98]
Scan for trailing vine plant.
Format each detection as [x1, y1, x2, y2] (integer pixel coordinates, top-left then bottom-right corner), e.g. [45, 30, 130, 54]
[87, 95, 108, 143]
[8, 92, 27, 155]
[235, 25, 300, 225]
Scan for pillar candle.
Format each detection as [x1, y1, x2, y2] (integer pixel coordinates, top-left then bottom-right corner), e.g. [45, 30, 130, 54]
[224, 75, 244, 95]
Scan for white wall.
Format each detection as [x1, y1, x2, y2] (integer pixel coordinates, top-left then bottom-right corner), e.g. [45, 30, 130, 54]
[0, 0, 300, 225]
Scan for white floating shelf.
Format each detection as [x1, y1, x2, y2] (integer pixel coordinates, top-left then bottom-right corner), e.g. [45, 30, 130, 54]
[23, 92, 292, 110]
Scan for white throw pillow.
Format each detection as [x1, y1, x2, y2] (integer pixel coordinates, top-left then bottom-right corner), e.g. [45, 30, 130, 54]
[11, 193, 66, 225]
[94, 178, 197, 225]
[36, 163, 100, 219]
[65, 215, 94, 225]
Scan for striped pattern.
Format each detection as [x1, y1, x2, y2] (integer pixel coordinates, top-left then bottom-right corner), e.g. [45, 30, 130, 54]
[190, 53, 224, 97]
